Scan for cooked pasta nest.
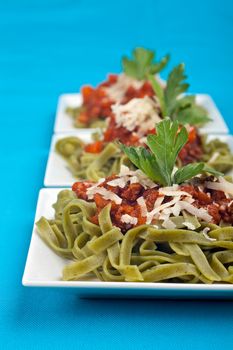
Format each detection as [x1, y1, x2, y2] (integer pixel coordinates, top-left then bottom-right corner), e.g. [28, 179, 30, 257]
[36, 190, 233, 283]
[55, 136, 233, 182]
[66, 107, 106, 129]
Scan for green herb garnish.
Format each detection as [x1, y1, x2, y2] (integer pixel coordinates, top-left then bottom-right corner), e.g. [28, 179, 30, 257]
[172, 102, 211, 126]
[120, 118, 222, 186]
[148, 63, 211, 126]
[122, 47, 170, 81]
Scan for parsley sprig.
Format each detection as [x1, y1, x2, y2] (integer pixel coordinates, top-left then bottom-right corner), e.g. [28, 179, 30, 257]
[120, 118, 222, 186]
[148, 63, 211, 126]
[122, 47, 170, 81]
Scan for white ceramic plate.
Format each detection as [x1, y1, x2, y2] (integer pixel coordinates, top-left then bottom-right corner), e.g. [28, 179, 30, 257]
[54, 93, 98, 134]
[22, 188, 233, 298]
[44, 134, 233, 187]
[44, 131, 93, 187]
[53, 93, 229, 134]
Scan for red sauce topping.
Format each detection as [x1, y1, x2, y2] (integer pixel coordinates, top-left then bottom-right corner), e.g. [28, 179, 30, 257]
[84, 120, 204, 167]
[122, 81, 154, 104]
[103, 114, 141, 146]
[78, 85, 114, 125]
[72, 181, 93, 201]
[78, 74, 204, 164]
[77, 74, 154, 127]
[72, 176, 233, 232]
[84, 140, 104, 154]
[178, 127, 203, 164]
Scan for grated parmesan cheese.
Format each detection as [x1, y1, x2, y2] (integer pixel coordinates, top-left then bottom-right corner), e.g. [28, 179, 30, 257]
[129, 176, 139, 184]
[107, 178, 127, 188]
[162, 208, 173, 215]
[162, 219, 176, 229]
[177, 201, 212, 222]
[137, 196, 148, 217]
[111, 96, 161, 137]
[85, 165, 221, 230]
[119, 165, 135, 177]
[183, 196, 195, 204]
[208, 151, 220, 164]
[159, 186, 192, 197]
[183, 222, 196, 230]
[118, 166, 157, 189]
[121, 214, 138, 225]
[171, 202, 182, 217]
[153, 196, 165, 208]
[134, 170, 157, 188]
[87, 186, 122, 205]
[146, 197, 180, 224]
[202, 227, 216, 241]
[103, 74, 144, 102]
[205, 177, 233, 196]
[107, 167, 158, 190]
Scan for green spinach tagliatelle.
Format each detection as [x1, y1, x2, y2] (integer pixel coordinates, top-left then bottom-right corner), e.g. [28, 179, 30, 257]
[36, 190, 233, 283]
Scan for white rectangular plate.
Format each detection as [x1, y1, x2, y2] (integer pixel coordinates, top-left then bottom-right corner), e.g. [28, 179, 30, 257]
[44, 134, 233, 187]
[44, 131, 93, 187]
[23, 188, 233, 298]
[54, 93, 229, 134]
[54, 94, 97, 134]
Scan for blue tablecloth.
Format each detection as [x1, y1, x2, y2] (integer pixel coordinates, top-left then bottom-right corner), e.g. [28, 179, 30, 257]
[1, 0, 233, 348]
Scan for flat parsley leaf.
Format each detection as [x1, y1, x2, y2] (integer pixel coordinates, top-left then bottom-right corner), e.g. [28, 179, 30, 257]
[173, 162, 205, 184]
[164, 63, 189, 115]
[148, 74, 166, 116]
[147, 118, 188, 185]
[122, 47, 170, 81]
[202, 165, 223, 177]
[149, 64, 211, 126]
[120, 119, 222, 186]
[174, 162, 223, 184]
[174, 103, 211, 126]
[120, 144, 166, 185]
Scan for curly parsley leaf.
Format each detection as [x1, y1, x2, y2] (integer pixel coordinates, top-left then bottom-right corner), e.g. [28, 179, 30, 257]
[120, 119, 222, 186]
[122, 47, 170, 81]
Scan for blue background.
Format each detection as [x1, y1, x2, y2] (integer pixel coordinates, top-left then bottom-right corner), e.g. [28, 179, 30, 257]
[1, 0, 233, 349]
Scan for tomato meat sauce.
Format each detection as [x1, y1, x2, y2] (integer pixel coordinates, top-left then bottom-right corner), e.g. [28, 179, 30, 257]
[72, 177, 151, 232]
[103, 114, 144, 146]
[178, 127, 203, 164]
[84, 119, 204, 167]
[72, 176, 233, 233]
[77, 75, 154, 127]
